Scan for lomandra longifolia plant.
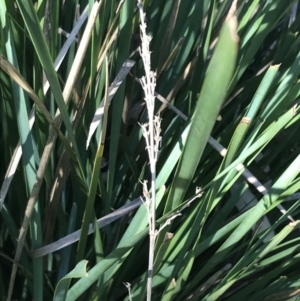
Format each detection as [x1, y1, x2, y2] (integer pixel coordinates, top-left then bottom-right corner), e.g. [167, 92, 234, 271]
[2, 0, 300, 300]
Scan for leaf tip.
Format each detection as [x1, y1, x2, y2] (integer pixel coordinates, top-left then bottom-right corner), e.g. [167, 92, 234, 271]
[226, 0, 239, 43]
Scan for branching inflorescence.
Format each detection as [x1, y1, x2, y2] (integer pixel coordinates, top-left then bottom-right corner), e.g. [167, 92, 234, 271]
[137, 0, 161, 300]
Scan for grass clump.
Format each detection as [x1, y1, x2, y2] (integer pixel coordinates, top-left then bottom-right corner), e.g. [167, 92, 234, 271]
[1, 0, 300, 300]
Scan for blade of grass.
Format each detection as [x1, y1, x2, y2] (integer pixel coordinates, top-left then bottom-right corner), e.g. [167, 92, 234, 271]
[163, 6, 239, 214]
[86, 60, 135, 148]
[107, 0, 134, 204]
[156, 0, 181, 77]
[77, 56, 110, 261]
[56, 203, 77, 282]
[54, 260, 88, 301]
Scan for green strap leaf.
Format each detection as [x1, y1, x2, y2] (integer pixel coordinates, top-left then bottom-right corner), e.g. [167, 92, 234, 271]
[54, 260, 88, 301]
[164, 13, 239, 213]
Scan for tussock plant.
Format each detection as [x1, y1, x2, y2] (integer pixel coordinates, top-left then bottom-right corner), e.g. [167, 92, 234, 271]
[1, 0, 300, 300]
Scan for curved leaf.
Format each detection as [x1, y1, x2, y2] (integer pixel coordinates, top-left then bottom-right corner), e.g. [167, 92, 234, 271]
[54, 260, 88, 301]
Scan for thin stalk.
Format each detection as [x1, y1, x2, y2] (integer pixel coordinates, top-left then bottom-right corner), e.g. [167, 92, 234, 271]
[148, 115, 156, 300]
[137, 0, 161, 299]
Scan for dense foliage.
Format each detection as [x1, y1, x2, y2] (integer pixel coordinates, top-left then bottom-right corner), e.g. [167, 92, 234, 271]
[1, 0, 300, 300]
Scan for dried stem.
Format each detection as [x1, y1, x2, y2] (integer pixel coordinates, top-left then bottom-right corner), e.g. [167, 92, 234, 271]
[123, 282, 133, 301]
[137, 1, 160, 300]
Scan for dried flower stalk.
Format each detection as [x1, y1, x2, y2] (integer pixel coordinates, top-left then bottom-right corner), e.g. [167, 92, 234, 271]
[137, 0, 161, 300]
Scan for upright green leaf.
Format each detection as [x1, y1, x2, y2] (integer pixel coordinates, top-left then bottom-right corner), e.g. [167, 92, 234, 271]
[164, 13, 239, 213]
